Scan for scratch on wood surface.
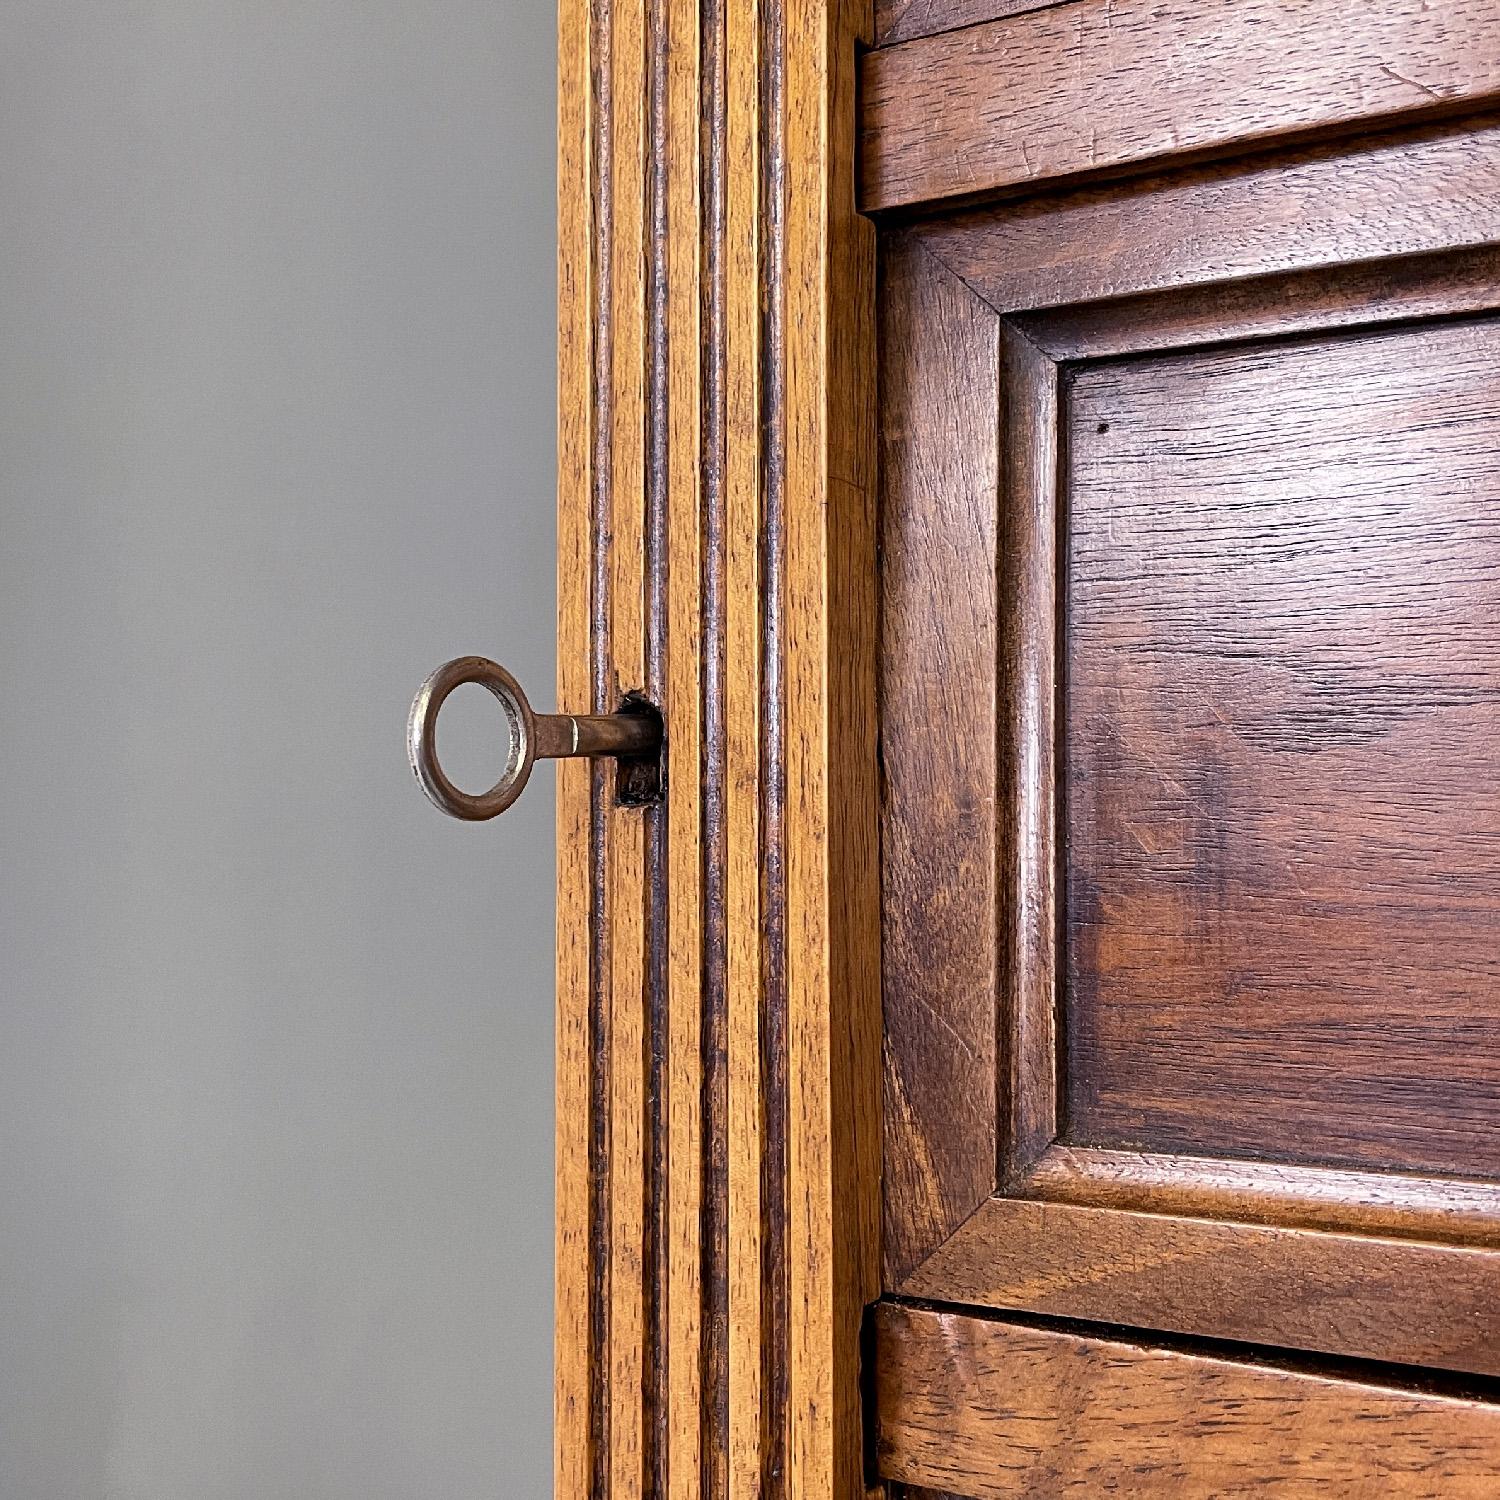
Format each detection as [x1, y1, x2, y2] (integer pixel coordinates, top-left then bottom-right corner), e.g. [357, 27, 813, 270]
[1379, 61, 1449, 100]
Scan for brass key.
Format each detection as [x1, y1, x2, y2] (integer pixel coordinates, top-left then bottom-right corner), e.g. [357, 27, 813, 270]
[407, 656, 661, 820]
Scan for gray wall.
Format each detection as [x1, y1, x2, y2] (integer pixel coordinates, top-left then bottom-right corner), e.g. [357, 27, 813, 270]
[0, 4, 555, 1495]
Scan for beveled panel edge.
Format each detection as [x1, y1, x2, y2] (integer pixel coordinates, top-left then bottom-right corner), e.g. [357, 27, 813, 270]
[1025, 1146, 1500, 1249]
[896, 1197, 1500, 1376]
[996, 323, 1059, 1185]
[878, 234, 1005, 1286]
[1018, 242, 1500, 361]
[910, 116, 1500, 317]
[874, 0, 1071, 49]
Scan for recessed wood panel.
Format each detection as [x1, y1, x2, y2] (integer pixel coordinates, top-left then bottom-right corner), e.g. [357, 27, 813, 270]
[1064, 317, 1500, 1176]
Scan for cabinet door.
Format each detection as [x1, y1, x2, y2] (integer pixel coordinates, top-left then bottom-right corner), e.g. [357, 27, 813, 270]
[868, 1, 1500, 1491]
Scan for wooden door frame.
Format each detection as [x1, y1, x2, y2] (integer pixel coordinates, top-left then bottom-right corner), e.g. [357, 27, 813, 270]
[555, 0, 880, 1491]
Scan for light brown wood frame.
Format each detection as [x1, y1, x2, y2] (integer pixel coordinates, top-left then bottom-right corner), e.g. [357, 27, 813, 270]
[555, 0, 879, 1491]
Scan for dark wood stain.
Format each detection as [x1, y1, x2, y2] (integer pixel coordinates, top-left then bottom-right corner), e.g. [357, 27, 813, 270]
[996, 324, 1059, 1182]
[1063, 317, 1500, 1176]
[900, 1195, 1500, 1375]
[878, 234, 1001, 1283]
[873, 1302, 1500, 1497]
[875, 0, 1073, 49]
[1026, 1144, 1500, 1246]
[859, 0, 1500, 212]
[917, 117, 1500, 317]
[874, 34, 1500, 1461]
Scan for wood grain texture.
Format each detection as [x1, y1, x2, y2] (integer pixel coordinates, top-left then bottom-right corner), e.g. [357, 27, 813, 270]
[997, 326, 1057, 1183]
[816, 0, 884, 1490]
[879, 236, 1000, 1283]
[556, 0, 879, 1491]
[859, 0, 1500, 211]
[876, 122, 1500, 1304]
[663, 0, 705, 1484]
[1064, 317, 1500, 1176]
[1028, 1146, 1500, 1248]
[874, 0, 1065, 49]
[1019, 243, 1500, 362]
[606, 0, 651, 1486]
[721, 0, 762, 1486]
[874, 1303, 1500, 1497]
[867, 19, 1500, 1482]
[899, 1197, 1500, 1375]
[918, 118, 1500, 317]
[877, 240, 1500, 1378]
[554, 0, 593, 1485]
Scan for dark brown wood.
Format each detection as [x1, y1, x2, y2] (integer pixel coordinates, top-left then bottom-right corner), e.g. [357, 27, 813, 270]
[898, 1197, 1500, 1376]
[1019, 243, 1500, 362]
[876, 96, 1500, 1436]
[1064, 314, 1500, 1175]
[882, 178, 1500, 1290]
[864, 0, 1500, 1479]
[878, 143, 1500, 1296]
[859, 0, 1500, 212]
[879, 235, 1000, 1284]
[874, 0, 1063, 49]
[874, 1304, 1500, 1498]
[916, 119, 1500, 316]
[997, 325, 1058, 1183]
[1028, 1146, 1500, 1247]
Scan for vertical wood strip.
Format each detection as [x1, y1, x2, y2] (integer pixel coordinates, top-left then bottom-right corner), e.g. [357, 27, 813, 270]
[784, 0, 880, 1492]
[998, 327, 1059, 1183]
[606, 0, 649, 1489]
[824, 2, 881, 1492]
[701, 0, 735, 1487]
[663, 0, 705, 1490]
[642, 0, 672, 1487]
[556, 0, 876, 1491]
[757, 0, 791, 1483]
[723, 0, 765, 1488]
[555, 0, 595, 1485]
[587, 0, 618, 1485]
[877, 239, 1002, 1284]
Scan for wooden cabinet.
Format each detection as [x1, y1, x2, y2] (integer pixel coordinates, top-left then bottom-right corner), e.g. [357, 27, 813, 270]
[557, 0, 1500, 1491]
[872, 2, 1500, 1491]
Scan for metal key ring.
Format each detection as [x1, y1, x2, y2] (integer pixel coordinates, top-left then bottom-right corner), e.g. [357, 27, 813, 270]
[407, 656, 537, 821]
[408, 655, 663, 821]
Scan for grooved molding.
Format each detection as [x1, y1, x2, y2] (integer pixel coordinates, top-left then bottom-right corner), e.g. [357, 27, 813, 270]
[555, 0, 879, 1491]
